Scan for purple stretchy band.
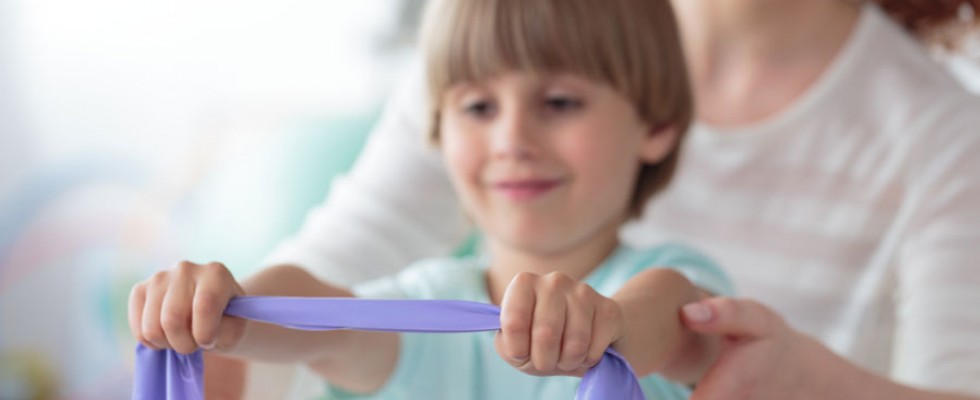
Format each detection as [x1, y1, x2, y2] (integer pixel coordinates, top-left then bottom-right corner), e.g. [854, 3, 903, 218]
[133, 296, 646, 400]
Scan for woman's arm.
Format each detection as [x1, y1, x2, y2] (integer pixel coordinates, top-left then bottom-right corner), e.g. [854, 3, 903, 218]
[262, 59, 469, 286]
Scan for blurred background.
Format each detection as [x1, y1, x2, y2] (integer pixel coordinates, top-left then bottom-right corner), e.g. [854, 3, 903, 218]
[0, 0, 423, 398]
[0, 0, 978, 399]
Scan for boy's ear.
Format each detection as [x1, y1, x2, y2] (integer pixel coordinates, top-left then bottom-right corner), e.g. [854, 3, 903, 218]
[638, 123, 679, 164]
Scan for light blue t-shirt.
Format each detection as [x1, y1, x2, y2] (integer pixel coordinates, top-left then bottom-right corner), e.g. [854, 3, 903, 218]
[326, 243, 733, 400]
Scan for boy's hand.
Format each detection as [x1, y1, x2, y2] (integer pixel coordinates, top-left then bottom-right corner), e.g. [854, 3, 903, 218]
[128, 261, 247, 354]
[495, 271, 625, 376]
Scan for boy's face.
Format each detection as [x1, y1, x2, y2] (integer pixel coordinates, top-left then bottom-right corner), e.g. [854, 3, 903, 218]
[439, 72, 676, 255]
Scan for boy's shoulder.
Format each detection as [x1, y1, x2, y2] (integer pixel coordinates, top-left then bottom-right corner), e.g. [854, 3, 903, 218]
[600, 243, 734, 296]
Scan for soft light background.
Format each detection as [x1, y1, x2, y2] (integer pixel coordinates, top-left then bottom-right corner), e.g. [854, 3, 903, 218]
[0, 0, 423, 398]
[0, 1, 978, 399]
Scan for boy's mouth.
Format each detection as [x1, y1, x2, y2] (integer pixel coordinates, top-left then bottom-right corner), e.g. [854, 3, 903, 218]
[491, 178, 564, 200]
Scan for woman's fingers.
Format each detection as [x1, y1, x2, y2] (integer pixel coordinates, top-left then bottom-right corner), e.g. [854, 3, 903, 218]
[682, 297, 785, 339]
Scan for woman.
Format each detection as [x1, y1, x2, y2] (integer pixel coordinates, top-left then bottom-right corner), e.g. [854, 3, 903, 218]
[205, 0, 980, 398]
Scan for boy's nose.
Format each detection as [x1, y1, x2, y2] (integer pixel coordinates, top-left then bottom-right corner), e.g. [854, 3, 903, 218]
[490, 109, 537, 161]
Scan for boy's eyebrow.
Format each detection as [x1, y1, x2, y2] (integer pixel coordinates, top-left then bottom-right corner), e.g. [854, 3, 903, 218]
[443, 83, 483, 102]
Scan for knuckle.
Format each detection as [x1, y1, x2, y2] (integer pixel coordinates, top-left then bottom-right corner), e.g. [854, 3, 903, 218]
[149, 270, 170, 285]
[562, 336, 590, 359]
[512, 271, 539, 286]
[192, 291, 222, 315]
[160, 310, 188, 332]
[177, 260, 197, 273]
[572, 282, 594, 298]
[130, 282, 146, 297]
[541, 271, 571, 289]
[206, 261, 225, 268]
[128, 284, 146, 308]
[532, 325, 561, 344]
[205, 262, 233, 280]
[500, 312, 531, 333]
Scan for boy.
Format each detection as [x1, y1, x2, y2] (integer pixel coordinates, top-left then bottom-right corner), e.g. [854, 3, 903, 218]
[129, 0, 733, 397]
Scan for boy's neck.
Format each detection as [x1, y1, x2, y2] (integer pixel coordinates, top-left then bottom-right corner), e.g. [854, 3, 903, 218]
[485, 225, 621, 305]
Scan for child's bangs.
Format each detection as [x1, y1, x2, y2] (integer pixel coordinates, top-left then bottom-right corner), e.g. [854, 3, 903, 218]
[425, 0, 619, 99]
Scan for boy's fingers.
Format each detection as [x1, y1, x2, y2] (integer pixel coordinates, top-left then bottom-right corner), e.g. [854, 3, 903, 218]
[141, 273, 170, 349]
[128, 283, 148, 347]
[557, 294, 592, 372]
[212, 315, 247, 352]
[530, 282, 565, 372]
[586, 299, 621, 368]
[498, 273, 537, 366]
[682, 297, 784, 339]
[161, 273, 197, 354]
[191, 286, 225, 350]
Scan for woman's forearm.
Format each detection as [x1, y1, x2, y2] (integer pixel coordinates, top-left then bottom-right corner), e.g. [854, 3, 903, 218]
[611, 268, 718, 383]
[816, 339, 978, 400]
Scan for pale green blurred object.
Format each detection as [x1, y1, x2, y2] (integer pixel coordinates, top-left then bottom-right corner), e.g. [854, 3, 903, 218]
[178, 112, 378, 277]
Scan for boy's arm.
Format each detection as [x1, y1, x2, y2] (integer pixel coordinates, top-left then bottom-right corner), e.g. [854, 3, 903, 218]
[223, 264, 399, 394]
[611, 268, 718, 384]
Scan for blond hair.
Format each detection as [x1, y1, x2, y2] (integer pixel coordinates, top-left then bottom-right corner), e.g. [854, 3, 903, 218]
[420, 0, 692, 217]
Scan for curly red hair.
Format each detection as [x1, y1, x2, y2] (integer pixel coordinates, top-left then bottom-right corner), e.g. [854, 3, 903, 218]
[874, 0, 980, 48]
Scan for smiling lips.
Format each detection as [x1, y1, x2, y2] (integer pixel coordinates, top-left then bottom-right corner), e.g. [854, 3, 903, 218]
[491, 178, 564, 200]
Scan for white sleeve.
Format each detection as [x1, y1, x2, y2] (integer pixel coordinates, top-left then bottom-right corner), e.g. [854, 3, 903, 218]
[261, 59, 471, 286]
[893, 101, 980, 394]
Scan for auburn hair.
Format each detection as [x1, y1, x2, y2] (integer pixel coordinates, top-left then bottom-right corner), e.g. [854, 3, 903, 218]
[874, 0, 980, 49]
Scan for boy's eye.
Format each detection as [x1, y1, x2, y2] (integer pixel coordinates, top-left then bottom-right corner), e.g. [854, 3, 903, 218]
[463, 101, 494, 117]
[545, 96, 583, 112]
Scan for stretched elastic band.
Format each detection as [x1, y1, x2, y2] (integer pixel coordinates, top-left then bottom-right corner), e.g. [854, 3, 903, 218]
[133, 296, 645, 399]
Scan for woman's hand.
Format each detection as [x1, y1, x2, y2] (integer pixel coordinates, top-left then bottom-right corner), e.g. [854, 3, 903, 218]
[128, 261, 247, 354]
[681, 297, 813, 399]
[494, 271, 625, 376]
[680, 297, 979, 400]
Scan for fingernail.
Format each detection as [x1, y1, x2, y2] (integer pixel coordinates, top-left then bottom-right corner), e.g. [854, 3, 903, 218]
[682, 303, 713, 323]
[201, 341, 215, 350]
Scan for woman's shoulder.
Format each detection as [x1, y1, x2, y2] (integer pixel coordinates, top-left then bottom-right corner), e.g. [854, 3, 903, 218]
[831, 4, 976, 123]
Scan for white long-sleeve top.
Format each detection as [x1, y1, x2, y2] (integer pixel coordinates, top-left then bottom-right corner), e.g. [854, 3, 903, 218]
[265, 5, 980, 394]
